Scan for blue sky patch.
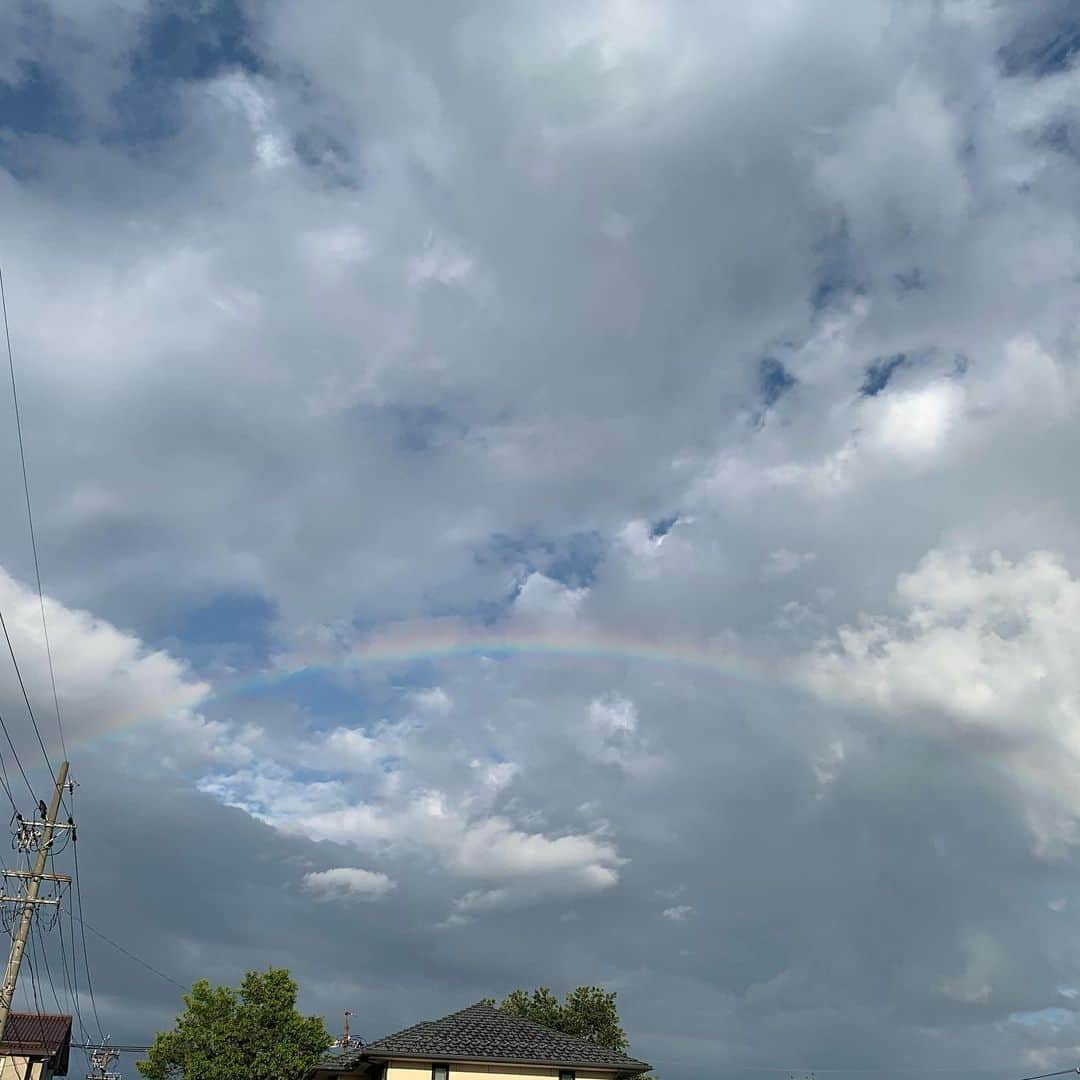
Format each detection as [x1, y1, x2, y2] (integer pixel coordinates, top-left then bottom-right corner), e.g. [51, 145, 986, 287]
[110, 0, 260, 143]
[999, 6, 1080, 77]
[171, 590, 277, 668]
[1008, 1007, 1074, 1028]
[810, 217, 859, 311]
[759, 357, 796, 409]
[0, 61, 78, 140]
[131, 0, 260, 82]
[479, 530, 606, 590]
[649, 514, 679, 541]
[259, 666, 376, 725]
[861, 354, 908, 397]
[1040, 119, 1077, 157]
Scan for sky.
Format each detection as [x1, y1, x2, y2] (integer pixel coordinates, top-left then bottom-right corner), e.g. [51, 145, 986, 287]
[1, 1, 1080, 1077]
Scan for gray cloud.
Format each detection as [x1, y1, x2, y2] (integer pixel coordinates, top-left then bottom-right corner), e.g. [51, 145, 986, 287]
[1, 1, 1080, 1078]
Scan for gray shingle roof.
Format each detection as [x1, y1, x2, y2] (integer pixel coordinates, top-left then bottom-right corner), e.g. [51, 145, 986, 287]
[359, 1002, 651, 1073]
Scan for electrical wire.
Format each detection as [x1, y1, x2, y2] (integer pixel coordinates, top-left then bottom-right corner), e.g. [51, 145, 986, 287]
[0, 606, 55, 792]
[29, 914, 61, 1016]
[74, 915, 186, 991]
[49, 848, 87, 1043]
[23, 933, 51, 1053]
[652, 1062, 1061, 1075]
[70, 832, 102, 1041]
[0, 263, 66, 763]
[73, 1043, 151, 1053]
[0, 700, 36, 808]
[56, 884, 87, 1043]
[65, 865, 85, 1042]
[30, 910, 89, 1079]
[0, 726, 21, 814]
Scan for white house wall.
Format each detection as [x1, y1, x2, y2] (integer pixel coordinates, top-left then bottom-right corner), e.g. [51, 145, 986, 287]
[387, 1060, 615, 1080]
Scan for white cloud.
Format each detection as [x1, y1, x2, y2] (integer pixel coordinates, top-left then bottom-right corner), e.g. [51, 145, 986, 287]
[589, 694, 638, 736]
[303, 866, 396, 902]
[941, 934, 1003, 1005]
[470, 758, 518, 791]
[582, 694, 663, 777]
[867, 381, 961, 460]
[803, 550, 1080, 733]
[408, 233, 477, 289]
[802, 549, 1080, 849]
[411, 686, 453, 716]
[815, 76, 972, 247]
[0, 566, 209, 753]
[200, 766, 622, 903]
[206, 72, 291, 170]
[662, 905, 694, 921]
[512, 573, 588, 623]
[762, 549, 817, 578]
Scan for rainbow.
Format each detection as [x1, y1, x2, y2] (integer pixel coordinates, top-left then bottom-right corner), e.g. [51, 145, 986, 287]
[206, 620, 778, 709]
[66, 622, 782, 750]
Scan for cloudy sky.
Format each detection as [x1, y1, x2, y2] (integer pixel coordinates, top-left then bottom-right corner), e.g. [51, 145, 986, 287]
[1, 1, 1080, 1077]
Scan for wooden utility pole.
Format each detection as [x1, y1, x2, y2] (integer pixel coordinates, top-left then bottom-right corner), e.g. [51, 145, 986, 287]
[0, 760, 70, 1041]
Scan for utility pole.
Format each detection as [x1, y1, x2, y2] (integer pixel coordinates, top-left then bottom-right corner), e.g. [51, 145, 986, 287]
[0, 761, 70, 1041]
[87, 1041, 120, 1080]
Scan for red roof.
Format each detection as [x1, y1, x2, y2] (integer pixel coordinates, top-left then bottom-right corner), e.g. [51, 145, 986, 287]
[0, 1012, 72, 1075]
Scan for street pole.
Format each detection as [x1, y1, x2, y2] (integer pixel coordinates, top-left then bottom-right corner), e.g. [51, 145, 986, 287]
[0, 760, 70, 1041]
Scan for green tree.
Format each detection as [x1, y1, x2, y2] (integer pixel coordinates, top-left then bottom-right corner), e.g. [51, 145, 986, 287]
[485, 986, 653, 1080]
[136, 968, 332, 1080]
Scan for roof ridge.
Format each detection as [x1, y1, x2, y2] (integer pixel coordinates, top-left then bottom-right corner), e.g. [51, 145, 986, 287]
[462, 1003, 628, 1050]
[359, 1000, 650, 1072]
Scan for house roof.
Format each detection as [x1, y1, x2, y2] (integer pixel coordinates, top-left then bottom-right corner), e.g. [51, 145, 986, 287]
[0, 1012, 72, 1075]
[355, 1002, 651, 1073]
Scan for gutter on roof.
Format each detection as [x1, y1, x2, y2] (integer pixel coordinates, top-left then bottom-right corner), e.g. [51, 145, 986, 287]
[363, 1052, 652, 1073]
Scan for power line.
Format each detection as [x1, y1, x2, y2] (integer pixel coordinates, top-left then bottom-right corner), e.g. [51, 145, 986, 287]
[0, 720, 21, 814]
[30, 916, 61, 1016]
[71, 833, 102, 1041]
[74, 1043, 151, 1053]
[0, 604, 57, 788]
[0, 268, 87, 1060]
[655, 1063, 1058, 1076]
[23, 934, 50, 1053]
[32, 910, 91, 1080]
[0, 263, 66, 762]
[75, 916, 186, 992]
[0, 699, 37, 807]
[50, 849, 86, 1043]
[65, 860, 86, 1042]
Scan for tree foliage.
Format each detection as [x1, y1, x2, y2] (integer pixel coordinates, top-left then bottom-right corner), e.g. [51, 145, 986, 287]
[136, 968, 332, 1080]
[485, 985, 652, 1079]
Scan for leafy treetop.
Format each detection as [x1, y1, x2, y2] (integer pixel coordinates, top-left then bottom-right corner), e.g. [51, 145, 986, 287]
[136, 967, 332, 1080]
[484, 985, 653, 1080]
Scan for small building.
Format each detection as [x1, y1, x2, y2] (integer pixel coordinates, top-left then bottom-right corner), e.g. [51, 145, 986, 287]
[307, 1002, 650, 1080]
[0, 1013, 72, 1079]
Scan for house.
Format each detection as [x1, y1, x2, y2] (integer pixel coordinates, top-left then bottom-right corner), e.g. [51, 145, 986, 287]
[307, 1002, 651, 1080]
[0, 1013, 72, 1079]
